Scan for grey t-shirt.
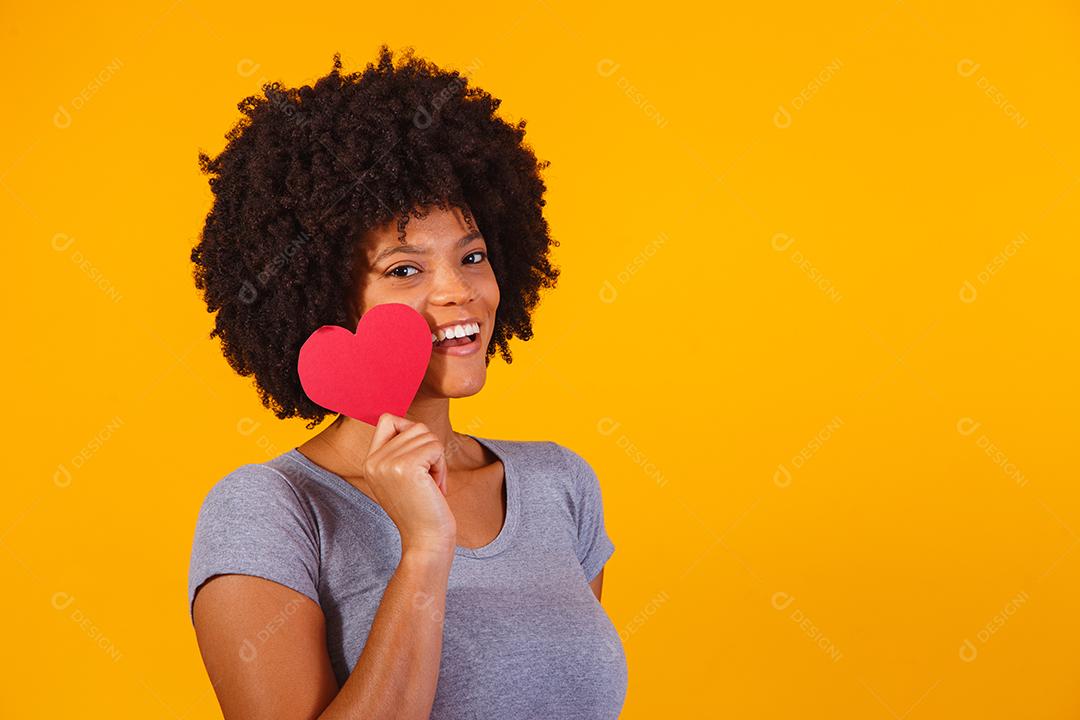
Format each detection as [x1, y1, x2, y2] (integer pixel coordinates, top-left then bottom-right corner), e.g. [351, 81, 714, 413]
[188, 435, 627, 719]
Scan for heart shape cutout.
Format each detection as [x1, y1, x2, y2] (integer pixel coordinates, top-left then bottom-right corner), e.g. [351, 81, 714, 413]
[297, 303, 432, 426]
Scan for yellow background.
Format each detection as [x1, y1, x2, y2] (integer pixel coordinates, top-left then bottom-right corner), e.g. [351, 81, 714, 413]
[3, 1, 1078, 717]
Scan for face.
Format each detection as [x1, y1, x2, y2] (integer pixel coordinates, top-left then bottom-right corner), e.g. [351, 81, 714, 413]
[351, 204, 500, 399]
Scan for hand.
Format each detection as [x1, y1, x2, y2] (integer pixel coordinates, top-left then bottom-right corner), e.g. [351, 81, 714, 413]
[362, 413, 457, 557]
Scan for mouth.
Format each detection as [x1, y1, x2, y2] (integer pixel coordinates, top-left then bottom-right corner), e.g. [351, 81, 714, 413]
[431, 321, 481, 355]
[434, 333, 478, 348]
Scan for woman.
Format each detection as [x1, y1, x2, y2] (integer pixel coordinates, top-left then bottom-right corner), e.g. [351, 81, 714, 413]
[187, 45, 627, 719]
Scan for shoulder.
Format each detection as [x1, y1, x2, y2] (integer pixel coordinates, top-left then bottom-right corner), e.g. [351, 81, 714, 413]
[488, 436, 599, 499]
[189, 460, 323, 622]
[199, 461, 302, 507]
[193, 461, 318, 536]
[548, 442, 602, 509]
[476, 436, 590, 477]
[548, 441, 595, 475]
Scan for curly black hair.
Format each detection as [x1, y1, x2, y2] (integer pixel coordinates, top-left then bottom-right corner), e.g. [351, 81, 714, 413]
[191, 44, 560, 429]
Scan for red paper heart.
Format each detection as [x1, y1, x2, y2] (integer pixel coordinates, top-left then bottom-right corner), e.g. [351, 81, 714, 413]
[297, 303, 433, 426]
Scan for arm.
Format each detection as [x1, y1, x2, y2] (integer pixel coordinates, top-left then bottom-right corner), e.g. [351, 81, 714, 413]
[193, 547, 453, 720]
[557, 444, 614, 605]
[323, 548, 452, 719]
[589, 567, 605, 602]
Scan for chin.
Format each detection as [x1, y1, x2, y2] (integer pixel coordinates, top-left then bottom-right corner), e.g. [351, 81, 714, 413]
[423, 372, 487, 399]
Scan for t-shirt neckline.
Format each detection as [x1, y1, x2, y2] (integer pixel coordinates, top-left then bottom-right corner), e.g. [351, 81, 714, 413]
[284, 434, 519, 559]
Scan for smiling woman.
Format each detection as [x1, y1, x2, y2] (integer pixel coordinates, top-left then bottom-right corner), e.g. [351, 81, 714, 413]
[187, 43, 626, 720]
[348, 206, 501, 397]
[190, 44, 561, 429]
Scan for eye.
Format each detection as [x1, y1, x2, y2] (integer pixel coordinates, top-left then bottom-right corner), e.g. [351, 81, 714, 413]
[386, 264, 419, 278]
[464, 250, 487, 264]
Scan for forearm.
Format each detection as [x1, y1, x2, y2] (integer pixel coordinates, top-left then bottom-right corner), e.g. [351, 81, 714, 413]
[319, 547, 454, 720]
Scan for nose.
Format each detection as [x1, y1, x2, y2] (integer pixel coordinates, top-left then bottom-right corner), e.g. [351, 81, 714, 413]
[429, 262, 477, 305]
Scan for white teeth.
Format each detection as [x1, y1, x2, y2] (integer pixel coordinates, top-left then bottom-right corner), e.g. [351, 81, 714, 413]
[433, 322, 480, 344]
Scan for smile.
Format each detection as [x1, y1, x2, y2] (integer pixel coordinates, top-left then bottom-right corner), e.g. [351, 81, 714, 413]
[431, 321, 481, 356]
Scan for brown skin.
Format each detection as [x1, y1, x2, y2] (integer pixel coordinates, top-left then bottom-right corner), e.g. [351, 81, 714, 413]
[193, 204, 606, 719]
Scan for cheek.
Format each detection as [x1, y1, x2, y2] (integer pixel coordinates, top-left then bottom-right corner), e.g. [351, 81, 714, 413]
[356, 287, 425, 319]
[483, 269, 501, 306]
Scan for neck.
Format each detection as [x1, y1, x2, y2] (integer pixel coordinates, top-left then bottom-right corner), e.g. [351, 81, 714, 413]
[309, 392, 464, 476]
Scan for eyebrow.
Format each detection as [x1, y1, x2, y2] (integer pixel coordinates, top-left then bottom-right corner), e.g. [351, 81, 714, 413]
[372, 230, 484, 265]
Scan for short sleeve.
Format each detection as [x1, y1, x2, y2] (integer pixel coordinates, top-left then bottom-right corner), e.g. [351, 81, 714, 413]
[187, 464, 321, 624]
[557, 444, 615, 582]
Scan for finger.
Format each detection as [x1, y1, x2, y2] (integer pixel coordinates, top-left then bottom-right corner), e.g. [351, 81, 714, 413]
[399, 437, 446, 490]
[377, 424, 432, 458]
[416, 437, 446, 493]
[430, 441, 448, 495]
[367, 413, 414, 456]
[434, 452, 448, 496]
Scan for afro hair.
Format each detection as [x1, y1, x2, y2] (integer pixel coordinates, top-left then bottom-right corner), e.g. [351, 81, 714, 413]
[190, 45, 560, 429]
